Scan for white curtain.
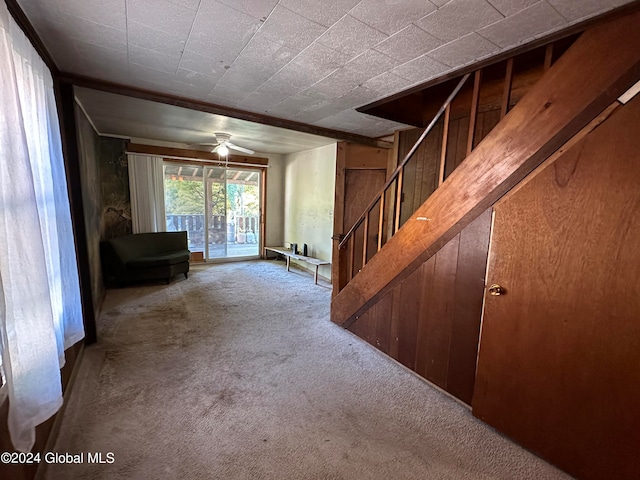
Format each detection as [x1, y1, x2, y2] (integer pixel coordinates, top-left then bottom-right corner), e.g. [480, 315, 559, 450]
[0, 3, 84, 452]
[128, 154, 166, 233]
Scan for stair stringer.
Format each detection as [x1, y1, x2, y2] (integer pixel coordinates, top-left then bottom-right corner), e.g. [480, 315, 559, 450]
[330, 10, 640, 327]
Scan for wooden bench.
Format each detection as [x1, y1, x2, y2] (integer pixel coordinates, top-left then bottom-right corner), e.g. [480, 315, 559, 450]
[265, 246, 330, 285]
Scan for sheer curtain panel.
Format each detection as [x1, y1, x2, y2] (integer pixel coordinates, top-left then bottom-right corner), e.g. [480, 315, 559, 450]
[0, 3, 84, 452]
[128, 154, 166, 233]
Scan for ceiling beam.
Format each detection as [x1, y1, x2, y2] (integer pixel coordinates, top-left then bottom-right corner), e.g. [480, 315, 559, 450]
[58, 74, 393, 150]
[126, 143, 269, 166]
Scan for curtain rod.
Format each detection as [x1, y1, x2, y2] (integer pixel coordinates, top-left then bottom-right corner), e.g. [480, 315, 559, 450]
[125, 151, 270, 169]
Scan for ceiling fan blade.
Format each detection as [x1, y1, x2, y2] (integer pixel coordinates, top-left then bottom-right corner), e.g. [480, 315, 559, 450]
[227, 142, 255, 155]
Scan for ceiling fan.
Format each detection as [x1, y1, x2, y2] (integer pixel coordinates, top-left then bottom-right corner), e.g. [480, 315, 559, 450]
[192, 132, 255, 156]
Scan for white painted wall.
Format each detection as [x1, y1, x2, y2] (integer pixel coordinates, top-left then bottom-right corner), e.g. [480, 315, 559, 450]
[283, 143, 336, 280]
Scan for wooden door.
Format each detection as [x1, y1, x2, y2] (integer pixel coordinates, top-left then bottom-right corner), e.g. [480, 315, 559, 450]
[332, 143, 388, 295]
[344, 169, 386, 275]
[473, 97, 640, 479]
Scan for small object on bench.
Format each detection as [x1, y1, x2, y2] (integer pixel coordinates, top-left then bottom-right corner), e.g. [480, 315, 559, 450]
[265, 246, 330, 285]
[101, 231, 190, 286]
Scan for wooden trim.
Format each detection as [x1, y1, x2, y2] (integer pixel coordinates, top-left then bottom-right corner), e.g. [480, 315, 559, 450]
[501, 58, 514, 119]
[544, 44, 554, 71]
[357, 1, 640, 115]
[332, 143, 348, 297]
[343, 144, 390, 169]
[348, 236, 355, 280]
[54, 81, 97, 344]
[59, 73, 391, 149]
[331, 11, 640, 325]
[377, 193, 385, 252]
[4, 0, 58, 74]
[126, 142, 268, 165]
[260, 167, 267, 259]
[362, 214, 369, 267]
[467, 70, 482, 155]
[438, 104, 450, 186]
[394, 168, 403, 234]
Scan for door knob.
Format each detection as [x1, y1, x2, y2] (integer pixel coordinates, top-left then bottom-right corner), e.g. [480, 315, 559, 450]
[488, 284, 505, 296]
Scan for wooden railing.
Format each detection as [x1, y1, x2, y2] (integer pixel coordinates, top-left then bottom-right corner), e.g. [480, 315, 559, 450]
[337, 74, 471, 284]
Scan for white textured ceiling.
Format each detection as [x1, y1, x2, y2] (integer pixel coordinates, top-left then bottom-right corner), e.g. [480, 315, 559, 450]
[18, 0, 637, 145]
[74, 87, 338, 154]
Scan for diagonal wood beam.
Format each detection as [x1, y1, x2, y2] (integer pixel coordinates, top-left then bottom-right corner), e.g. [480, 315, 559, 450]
[331, 10, 640, 326]
[60, 74, 393, 149]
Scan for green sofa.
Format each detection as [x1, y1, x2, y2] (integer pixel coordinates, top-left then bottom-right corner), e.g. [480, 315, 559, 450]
[102, 232, 190, 286]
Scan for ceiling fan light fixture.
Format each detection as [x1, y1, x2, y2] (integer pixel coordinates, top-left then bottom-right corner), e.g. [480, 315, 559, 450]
[217, 144, 229, 157]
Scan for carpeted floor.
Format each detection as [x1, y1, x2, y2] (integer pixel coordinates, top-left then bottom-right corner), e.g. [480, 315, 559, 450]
[44, 261, 571, 480]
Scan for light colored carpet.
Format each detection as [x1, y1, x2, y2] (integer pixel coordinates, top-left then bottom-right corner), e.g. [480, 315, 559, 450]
[44, 261, 571, 480]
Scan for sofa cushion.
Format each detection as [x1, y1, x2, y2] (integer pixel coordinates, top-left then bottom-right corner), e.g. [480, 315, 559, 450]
[127, 251, 190, 269]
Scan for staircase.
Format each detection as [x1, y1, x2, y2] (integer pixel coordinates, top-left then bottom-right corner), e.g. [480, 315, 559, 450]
[330, 12, 640, 404]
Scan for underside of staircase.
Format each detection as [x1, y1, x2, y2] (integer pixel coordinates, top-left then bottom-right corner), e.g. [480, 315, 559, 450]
[330, 9, 640, 403]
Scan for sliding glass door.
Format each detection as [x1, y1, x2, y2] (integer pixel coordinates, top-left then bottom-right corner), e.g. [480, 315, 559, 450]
[164, 162, 261, 260]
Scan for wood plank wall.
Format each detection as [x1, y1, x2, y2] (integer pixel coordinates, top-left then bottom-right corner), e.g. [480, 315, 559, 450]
[397, 120, 443, 228]
[339, 33, 603, 405]
[349, 210, 492, 404]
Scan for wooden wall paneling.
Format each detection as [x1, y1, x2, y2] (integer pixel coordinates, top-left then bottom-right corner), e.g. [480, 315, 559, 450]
[388, 288, 401, 359]
[393, 167, 403, 233]
[473, 95, 640, 480]
[414, 255, 436, 379]
[383, 133, 400, 245]
[382, 184, 396, 250]
[550, 34, 579, 64]
[446, 209, 492, 405]
[501, 58, 514, 119]
[416, 119, 443, 206]
[348, 236, 355, 281]
[397, 123, 443, 227]
[331, 11, 640, 327]
[377, 193, 385, 252]
[543, 44, 554, 71]
[443, 116, 470, 180]
[335, 142, 388, 291]
[343, 168, 386, 276]
[395, 266, 424, 370]
[399, 166, 416, 230]
[509, 46, 546, 105]
[348, 304, 377, 347]
[368, 199, 381, 263]
[481, 110, 501, 144]
[466, 70, 482, 155]
[361, 214, 369, 267]
[421, 236, 460, 388]
[343, 144, 389, 169]
[374, 291, 393, 354]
